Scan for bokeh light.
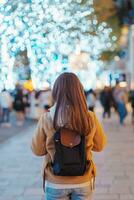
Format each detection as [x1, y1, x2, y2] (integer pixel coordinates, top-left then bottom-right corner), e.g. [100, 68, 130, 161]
[0, 0, 115, 89]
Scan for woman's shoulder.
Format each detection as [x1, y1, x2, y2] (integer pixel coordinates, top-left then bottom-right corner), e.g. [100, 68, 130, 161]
[87, 111, 96, 120]
[87, 111, 99, 133]
[40, 110, 54, 132]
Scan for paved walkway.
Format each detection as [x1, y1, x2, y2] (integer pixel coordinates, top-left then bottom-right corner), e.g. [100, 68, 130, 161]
[93, 108, 134, 200]
[0, 113, 35, 143]
[0, 110, 134, 200]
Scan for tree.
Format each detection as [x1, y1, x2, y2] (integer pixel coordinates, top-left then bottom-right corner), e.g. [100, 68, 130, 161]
[93, 0, 122, 61]
[0, 0, 116, 88]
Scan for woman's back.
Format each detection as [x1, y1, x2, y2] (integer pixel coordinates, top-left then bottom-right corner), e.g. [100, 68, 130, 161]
[31, 72, 107, 200]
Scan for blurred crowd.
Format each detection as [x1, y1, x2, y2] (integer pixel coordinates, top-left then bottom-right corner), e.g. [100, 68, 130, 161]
[0, 83, 134, 128]
[85, 83, 134, 125]
[0, 85, 53, 127]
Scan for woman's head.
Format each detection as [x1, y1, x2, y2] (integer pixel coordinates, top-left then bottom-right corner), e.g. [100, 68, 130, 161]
[52, 72, 90, 134]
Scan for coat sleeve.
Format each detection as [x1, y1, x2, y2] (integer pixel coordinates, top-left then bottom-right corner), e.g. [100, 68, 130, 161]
[31, 115, 47, 156]
[92, 114, 107, 152]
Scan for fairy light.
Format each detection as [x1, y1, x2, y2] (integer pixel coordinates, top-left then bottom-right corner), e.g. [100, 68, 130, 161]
[0, 0, 114, 89]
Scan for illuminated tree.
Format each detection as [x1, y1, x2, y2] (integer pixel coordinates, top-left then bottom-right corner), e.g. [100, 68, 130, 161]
[0, 0, 116, 88]
[93, 0, 122, 61]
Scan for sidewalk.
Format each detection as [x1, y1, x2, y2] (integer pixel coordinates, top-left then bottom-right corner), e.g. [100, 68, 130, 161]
[93, 109, 134, 200]
[0, 113, 35, 143]
[0, 125, 44, 200]
[0, 111, 134, 200]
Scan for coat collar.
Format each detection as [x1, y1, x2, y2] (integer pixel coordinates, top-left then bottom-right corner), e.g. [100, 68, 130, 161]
[49, 104, 56, 121]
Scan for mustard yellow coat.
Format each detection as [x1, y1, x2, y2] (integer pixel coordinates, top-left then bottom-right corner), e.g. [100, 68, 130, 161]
[31, 107, 107, 184]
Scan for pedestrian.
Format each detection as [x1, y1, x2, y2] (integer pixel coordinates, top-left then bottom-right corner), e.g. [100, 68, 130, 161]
[0, 88, 13, 127]
[100, 86, 113, 119]
[13, 88, 25, 126]
[38, 89, 54, 113]
[113, 84, 128, 125]
[129, 89, 134, 123]
[29, 90, 40, 120]
[86, 89, 96, 112]
[23, 88, 30, 115]
[31, 72, 106, 200]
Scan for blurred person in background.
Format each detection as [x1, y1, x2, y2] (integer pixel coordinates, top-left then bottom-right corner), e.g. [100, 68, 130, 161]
[29, 90, 40, 120]
[86, 89, 96, 112]
[13, 87, 25, 126]
[38, 89, 54, 113]
[100, 86, 113, 119]
[129, 89, 134, 123]
[0, 88, 13, 127]
[23, 88, 30, 116]
[113, 84, 128, 125]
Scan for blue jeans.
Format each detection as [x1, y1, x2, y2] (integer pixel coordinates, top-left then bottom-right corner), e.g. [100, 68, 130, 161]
[1, 108, 10, 123]
[116, 102, 127, 124]
[45, 186, 92, 200]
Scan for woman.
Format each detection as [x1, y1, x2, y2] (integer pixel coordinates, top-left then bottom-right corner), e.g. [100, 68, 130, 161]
[29, 90, 40, 120]
[0, 89, 13, 127]
[100, 86, 112, 119]
[13, 88, 25, 126]
[86, 89, 96, 112]
[113, 84, 128, 125]
[31, 72, 106, 200]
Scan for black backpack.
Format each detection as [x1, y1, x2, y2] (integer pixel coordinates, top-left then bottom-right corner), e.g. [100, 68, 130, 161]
[52, 128, 87, 176]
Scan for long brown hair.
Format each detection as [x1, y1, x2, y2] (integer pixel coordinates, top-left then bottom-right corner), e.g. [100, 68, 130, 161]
[52, 72, 90, 135]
